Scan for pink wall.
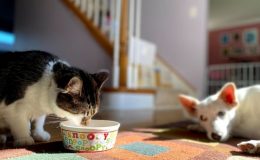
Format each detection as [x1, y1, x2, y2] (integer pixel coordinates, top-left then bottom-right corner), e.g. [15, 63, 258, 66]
[141, 0, 208, 98]
[209, 23, 260, 65]
[14, 0, 112, 76]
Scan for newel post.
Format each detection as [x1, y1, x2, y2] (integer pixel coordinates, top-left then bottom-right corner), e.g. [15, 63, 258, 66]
[119, 0, 128, 88]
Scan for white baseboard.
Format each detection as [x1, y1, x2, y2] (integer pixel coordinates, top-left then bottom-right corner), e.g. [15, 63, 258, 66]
[96, 108, 154, 129]
[98, 92, 187, 129]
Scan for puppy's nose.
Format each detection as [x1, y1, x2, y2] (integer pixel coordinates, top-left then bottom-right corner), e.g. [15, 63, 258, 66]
[211, 132, 221, 141]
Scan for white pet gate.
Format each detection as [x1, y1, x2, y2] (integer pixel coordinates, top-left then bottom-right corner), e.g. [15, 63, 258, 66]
[208, 62, 260, 94]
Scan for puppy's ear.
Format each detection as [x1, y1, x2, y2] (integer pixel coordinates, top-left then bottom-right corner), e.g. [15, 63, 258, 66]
[178, 94, 199, 116]
[218, 82, 238, 107]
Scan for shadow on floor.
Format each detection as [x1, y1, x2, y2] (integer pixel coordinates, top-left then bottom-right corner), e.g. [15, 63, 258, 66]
[25, 141, 72, 153]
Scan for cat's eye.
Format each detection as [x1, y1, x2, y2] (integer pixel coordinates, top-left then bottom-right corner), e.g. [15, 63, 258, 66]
[200, 115, 208, 121]
[217, 111, 225, 117]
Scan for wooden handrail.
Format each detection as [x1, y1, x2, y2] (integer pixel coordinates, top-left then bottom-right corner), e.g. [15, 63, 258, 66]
[62, 0, 194, 93]
[62, 0, 153, 94]
[63, 0, 129, 88]
[62, 0, 114, 57]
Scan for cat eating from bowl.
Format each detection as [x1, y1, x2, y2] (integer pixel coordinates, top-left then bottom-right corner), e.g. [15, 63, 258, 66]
[0, 50, 108, 146]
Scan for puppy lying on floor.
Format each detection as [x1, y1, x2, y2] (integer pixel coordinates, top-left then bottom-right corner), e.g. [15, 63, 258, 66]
[179, 82, 260, 154]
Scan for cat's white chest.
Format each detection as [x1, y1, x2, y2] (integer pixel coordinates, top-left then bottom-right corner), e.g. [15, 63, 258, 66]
[20, 73, 58, 119]
[0, 72, 58, 125]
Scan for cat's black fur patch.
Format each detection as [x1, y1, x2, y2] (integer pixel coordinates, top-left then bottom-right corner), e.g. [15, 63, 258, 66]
[0, 51, 57, 105]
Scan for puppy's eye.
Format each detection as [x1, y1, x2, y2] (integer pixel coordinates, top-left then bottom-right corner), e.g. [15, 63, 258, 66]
[200, 115, 208, 121]
[217, 111, 225, 117]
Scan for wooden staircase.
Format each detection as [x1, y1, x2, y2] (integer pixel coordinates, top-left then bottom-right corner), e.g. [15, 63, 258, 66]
[62, 0, 196, 127]
[63, 0, 129, 88]
[62, 0, 113, 56]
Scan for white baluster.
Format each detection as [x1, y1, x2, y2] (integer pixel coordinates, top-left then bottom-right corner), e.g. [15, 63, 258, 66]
[87, 0, 93, 19]
[135, 0, 142, 38]
[127, 0, 135, 88]
[133, 0, 142, 88]
[112, 0, 122, 88]
[109, 0, 115, 42]
[94, 0, 100, 26]
[80, 0, 87, 13]
[131, 0, 141, 88]
[75, 0, 80, 7]
[101, 0, 109, 34]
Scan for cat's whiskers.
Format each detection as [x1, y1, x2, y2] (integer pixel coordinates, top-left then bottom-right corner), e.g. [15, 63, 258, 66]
[46, 114, 67, 125]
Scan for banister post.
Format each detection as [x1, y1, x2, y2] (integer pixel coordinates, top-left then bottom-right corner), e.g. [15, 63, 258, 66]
[119, 0, 128, 88]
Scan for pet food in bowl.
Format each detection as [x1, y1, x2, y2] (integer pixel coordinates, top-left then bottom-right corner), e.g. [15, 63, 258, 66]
[60, 120, 120, 152]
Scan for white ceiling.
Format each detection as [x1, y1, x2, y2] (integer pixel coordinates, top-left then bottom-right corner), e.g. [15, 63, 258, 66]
[209, 0, 260, 30]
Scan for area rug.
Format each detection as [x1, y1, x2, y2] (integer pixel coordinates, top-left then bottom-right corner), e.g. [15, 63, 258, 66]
[0, 122, 259, 160]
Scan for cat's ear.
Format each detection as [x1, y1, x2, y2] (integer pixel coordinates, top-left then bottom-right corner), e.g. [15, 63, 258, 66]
[65, 77, 83, 95]
[178, 94, 199, 116]
[218, 82, 238, 107]
[91, 70, 109, 90]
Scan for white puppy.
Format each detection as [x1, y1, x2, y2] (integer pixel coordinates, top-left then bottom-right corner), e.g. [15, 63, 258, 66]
[179, 82, 260, 154]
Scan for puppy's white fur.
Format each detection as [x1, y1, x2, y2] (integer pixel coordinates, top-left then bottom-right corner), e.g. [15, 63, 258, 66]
[0, 61, 82, 146]
[179, 82, 260, 154]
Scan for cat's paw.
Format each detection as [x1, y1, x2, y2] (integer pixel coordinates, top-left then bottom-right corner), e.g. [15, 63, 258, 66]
[237, 140, 260, 154]
[14, 137, 35, 146]
[0, 134, 7, 144]
[32, 130, 51, 142]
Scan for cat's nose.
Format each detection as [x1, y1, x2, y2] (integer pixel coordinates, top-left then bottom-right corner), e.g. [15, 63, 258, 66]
[211, 132, 221, 141]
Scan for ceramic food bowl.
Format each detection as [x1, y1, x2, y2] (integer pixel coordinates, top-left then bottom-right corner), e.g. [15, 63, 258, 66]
[60, 120, 120, 152]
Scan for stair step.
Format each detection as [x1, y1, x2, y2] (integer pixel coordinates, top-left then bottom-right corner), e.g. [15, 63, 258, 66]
[101, 89, 155, 110]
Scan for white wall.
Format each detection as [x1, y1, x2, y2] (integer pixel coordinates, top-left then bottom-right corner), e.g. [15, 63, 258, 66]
[14, 0, 112, 75]
[141, 0, 208, 98]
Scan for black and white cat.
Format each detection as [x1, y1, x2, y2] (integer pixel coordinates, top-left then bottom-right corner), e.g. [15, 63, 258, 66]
[0, 50, 108, 146]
